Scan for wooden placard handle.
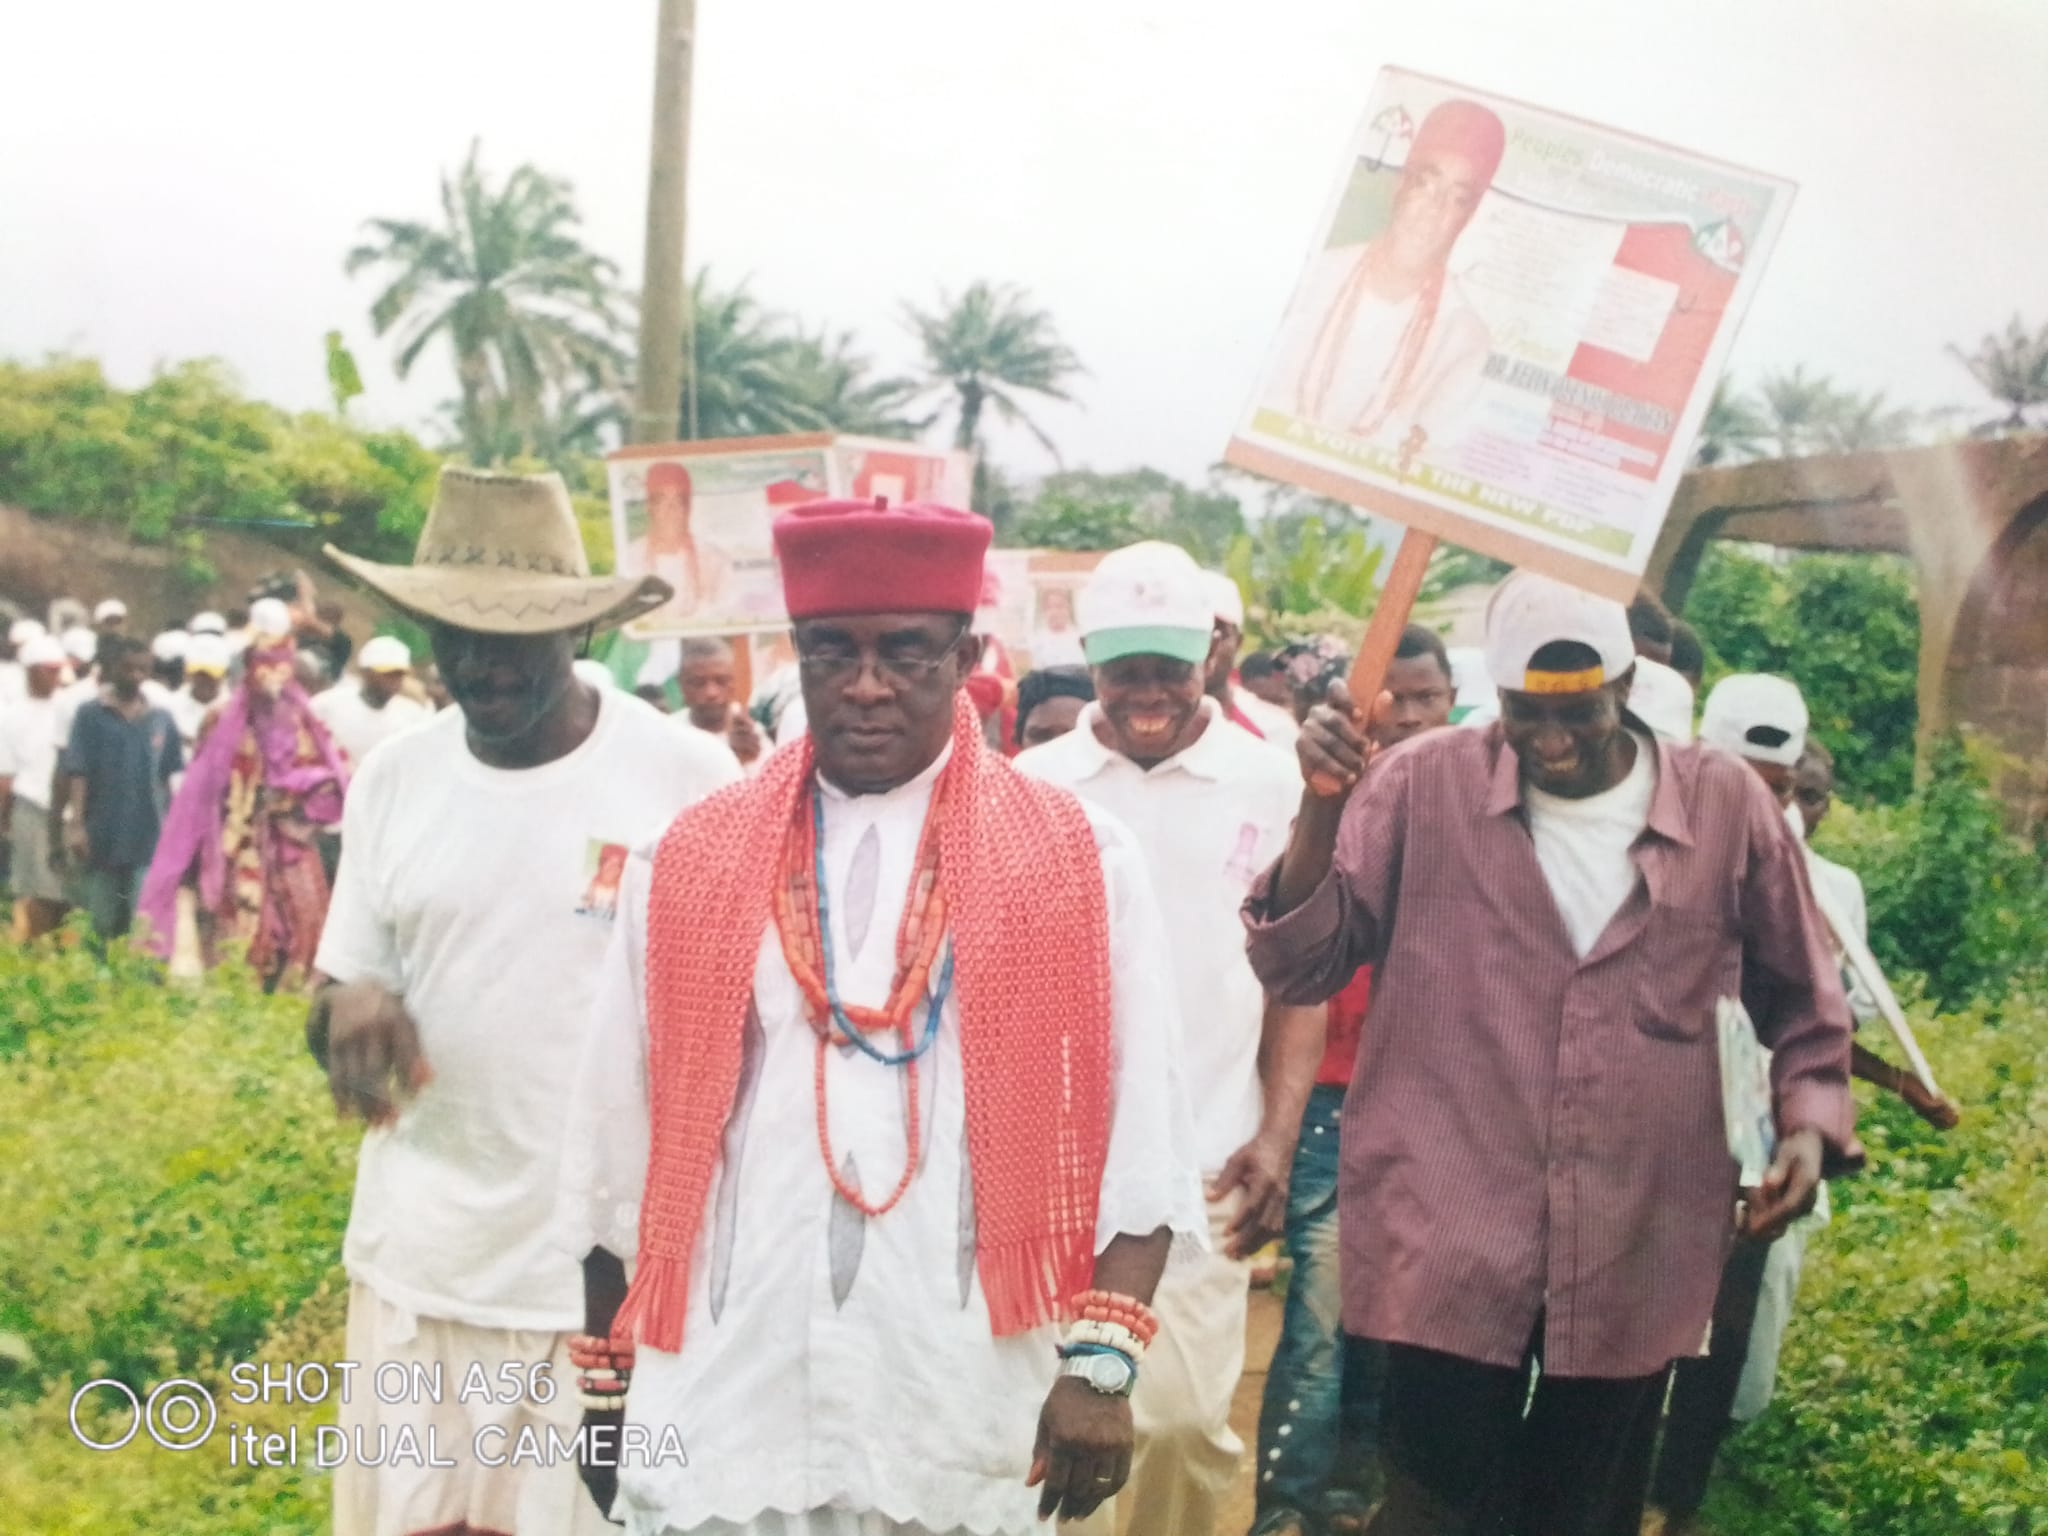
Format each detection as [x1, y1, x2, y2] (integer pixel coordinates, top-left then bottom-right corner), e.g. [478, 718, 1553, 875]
[1307, 527, 1438, 797]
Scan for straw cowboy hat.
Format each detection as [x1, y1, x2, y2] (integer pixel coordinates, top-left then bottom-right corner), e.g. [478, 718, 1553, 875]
[323, 467, 670, 635]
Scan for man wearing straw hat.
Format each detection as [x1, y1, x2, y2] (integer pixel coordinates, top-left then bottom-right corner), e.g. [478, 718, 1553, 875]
[557, 496, 1206, 1535]
[1243, 570, 1863, 1536]
[306, 467, 743, 1536]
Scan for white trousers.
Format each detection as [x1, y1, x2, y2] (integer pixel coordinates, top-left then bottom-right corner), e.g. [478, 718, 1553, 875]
[332, 1281, 615, 1536]
[1064, 1197, 1250, 1536]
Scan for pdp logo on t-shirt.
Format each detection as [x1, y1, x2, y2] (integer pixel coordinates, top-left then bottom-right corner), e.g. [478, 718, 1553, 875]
[576, 839, 630, 921]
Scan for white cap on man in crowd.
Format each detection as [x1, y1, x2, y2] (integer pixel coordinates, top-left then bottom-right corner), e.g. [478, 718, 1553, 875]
[1700, 674, 1808, 766]
[1482, 571, 1636, 694]
[61, 626, 98, 665]
[573, 658, 615, 690]
[20, 634, 65, 669]
[358, 635, 412, 673]
[94, 598, 128, 624]
[189, 611, 227, 635]
[152, 630, 190, 663]
[1203, 571, 1246, 630]
[185, 634, 230, 676]
[1078, 542, 1216, 667]
[249, 597, 294, 641]
[1629, 657, 1696, 743]
[9, 617, 47, 648]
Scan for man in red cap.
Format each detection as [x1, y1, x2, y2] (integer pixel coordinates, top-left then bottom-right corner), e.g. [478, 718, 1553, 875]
[1274, 97, 1506, 465]
[561, 497, 1205, 1535]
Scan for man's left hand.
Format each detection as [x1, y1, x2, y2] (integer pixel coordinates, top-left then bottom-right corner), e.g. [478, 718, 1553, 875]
[1213, 1133, 1292, 1258]
[1741, 1127, 1823, 1241]
[1027, 1375, 1133, 1522]
[727, 709, 763, 764]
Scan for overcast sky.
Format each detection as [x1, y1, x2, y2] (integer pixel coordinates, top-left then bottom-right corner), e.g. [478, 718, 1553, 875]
[4, 0, 2043, 484]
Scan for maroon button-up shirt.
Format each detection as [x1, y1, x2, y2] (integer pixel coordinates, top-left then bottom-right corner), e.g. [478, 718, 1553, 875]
[1242, 722, 1862, 1379]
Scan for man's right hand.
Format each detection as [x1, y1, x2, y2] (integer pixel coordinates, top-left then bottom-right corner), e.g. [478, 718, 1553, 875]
[317, 980, 430, 1126]
[1299, 680, 1381, 800]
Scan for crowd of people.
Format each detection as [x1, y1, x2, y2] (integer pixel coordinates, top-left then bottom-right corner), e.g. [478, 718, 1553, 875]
[1, 465, 1960, 1536]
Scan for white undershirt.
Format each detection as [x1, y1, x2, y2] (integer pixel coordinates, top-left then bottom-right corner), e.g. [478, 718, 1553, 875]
[1522, 734, 1657, 958]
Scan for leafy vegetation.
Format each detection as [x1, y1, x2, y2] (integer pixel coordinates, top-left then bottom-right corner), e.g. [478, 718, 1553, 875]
[0, 357, 441, 565]
[903, 280, 1083, 461]
[1948, 314, 2048, 436]
[1681, 545, 1922, 804]
[1814, 736, 2048, 1010]
[1702, 986, 2048, 1534]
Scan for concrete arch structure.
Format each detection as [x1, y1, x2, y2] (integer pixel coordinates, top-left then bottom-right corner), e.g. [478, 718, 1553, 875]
[1645, 435, 2048, 825]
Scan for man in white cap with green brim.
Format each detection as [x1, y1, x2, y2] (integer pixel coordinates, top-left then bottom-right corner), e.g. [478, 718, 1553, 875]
[306, 467, 742, 1536]
[1245, 569, 1862, 1536]
[1018, 540, 1323, 1536]
[311, 633, 431, 767]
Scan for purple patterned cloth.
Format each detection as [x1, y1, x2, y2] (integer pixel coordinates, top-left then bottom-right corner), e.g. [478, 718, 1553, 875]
[137, 645, 347, 959]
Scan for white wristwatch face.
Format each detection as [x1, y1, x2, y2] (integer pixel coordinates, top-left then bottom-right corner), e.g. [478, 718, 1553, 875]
[1067, 1352, 1135, 1395]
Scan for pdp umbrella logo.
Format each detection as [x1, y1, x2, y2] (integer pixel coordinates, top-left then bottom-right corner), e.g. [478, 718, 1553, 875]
[70, 1377, 218, 1452]
[1367, 104, 1416, 170]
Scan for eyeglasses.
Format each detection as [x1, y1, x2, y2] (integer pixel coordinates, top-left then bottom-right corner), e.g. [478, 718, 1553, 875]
[796, 630, 967, 689]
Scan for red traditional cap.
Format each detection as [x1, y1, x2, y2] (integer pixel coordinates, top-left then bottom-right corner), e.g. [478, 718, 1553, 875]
[1411, 99, 1506, 188]
[774, 497, 992, 620]
[646, 462, 692, 492]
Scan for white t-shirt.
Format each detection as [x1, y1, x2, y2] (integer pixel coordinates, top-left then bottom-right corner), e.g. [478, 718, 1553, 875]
[677, 714, 749, 776]
[311, 683, 432, 767]
[1523, 734, 1658, 958]
[0, 695, 62, 807]
[51, 676, 98, 749]
[164, 686, 215, 755]
[1016, 699, 1303, 1171]
[0, 661, 27, 709]
[313, 689, 743, 1330]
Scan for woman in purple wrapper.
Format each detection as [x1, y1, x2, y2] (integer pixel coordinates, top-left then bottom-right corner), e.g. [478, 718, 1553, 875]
[140, 630, 347, 991]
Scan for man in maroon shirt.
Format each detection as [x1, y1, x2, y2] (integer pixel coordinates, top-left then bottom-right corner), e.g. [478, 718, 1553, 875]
[1243, 572, 1860, 1536]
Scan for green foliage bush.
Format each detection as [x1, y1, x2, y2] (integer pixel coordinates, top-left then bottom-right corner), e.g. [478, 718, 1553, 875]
[0, 936, 354, 1406]
[1704, 987, 2048, 1533]
[0, 356, 442, 562]
[1682, 546, 1921, 803]
[1816, 734, 2048, 1009]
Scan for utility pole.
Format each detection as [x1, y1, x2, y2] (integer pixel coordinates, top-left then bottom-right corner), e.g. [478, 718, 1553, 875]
[632, 0, 696, 445]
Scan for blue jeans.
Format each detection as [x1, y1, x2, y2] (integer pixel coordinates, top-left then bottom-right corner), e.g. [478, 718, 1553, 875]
[1255, 1083, 1387, 1524]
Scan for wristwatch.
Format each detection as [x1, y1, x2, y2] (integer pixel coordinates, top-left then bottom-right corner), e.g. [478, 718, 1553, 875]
[1059, 1351, 1137, 1397]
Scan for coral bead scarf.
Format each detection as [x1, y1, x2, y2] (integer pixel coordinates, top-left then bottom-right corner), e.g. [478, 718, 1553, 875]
[615, 694, 1114, 1351]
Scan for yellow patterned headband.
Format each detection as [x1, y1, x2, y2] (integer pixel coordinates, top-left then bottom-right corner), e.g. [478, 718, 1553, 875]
[1519, 665, 1606, 695]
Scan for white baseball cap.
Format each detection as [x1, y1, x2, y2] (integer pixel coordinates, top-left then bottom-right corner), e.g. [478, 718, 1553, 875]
[20, 634, 65, 668]
[9, 618, 47, 647]
[189, 611, 228, 635]
[249, 598, 293, 641]
[61, 626, 99, 664]
[1701, 674, 1808, 766]
[152, 630, 190, 663]
[1482, 571, 1636, 695]
[573, 658, 616, 690]
[94, 598, 128, 623]
[185, 634, 230, 676]
[358, 635, 412, 672]
[1078, 542, 1215, 667]
[1203, 571, 1246, 630]
[1628, 657, 1696, 742]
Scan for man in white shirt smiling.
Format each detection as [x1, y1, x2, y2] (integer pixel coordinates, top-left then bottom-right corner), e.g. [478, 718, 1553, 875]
[305, 468, 739, 1536]
[1016, 540, 1323, 1536]
[560, 496, 1204, 1536]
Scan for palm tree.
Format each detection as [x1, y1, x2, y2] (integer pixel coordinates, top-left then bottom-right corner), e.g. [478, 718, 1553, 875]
[346, 142, 628, 463]
[1692, 379, 1768, 467]
[1755, 366, 1843, 459]
[1815, 390, 1921, 454]
[902, 281, 1082, 460]
[1949, 315, 2048, 435]
[680, 274, 929, 440]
